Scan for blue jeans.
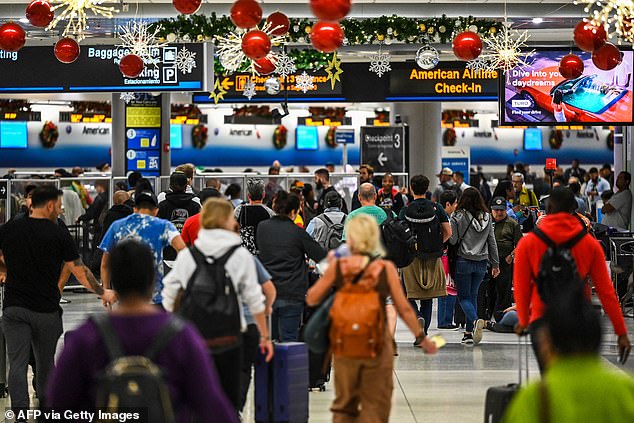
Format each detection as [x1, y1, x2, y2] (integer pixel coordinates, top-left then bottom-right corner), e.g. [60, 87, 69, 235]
[455, 257, 488, 333]
[272, 299, 304, 342]
[437, 295, 457, 327]
[499, 310, 519, 327]
[408, 299, 432, 332]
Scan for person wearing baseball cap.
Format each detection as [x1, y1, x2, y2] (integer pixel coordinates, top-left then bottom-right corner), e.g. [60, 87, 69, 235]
[99, 189, 186, 308]
[489, 196, 522, 319]
[432, 167, 456, 203]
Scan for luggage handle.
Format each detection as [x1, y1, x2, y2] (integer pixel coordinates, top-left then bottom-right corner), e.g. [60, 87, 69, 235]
[517, 334, 530, 385]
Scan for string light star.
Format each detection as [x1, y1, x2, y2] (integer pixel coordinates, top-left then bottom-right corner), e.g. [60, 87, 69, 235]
[575, 0, 634, 42]
[117, 21, 168, 66]
[480, 24, 534, 72]
[48, 0, 119, 42]
[325, 52, 344, 90]
[209, 78, 228, 104]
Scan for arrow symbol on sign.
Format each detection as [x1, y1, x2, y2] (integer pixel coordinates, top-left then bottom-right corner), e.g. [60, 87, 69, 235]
[0, 187, 5, 196]
[378, 152, 388, 167]
[221, 77, 234, 91]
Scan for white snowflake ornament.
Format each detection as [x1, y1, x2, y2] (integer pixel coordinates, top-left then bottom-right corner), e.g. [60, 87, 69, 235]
[275, 52, 297, 79]
[369, 50, 392, 78]
[243, 80, 257, 100]
[119, 92, 135, 104]
[295, 72, 315, 93]
[176, 47, 197, 74]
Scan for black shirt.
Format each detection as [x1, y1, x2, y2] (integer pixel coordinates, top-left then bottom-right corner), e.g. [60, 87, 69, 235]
[0, 217, 79, 313]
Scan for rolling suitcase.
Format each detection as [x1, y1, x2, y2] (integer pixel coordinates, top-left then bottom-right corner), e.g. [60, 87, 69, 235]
[483, 335, 529, 423]
[255, 342, 309, 423]
[308, 350, 331, 391]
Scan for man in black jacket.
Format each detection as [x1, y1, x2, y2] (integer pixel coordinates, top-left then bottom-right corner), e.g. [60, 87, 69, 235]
[158, 172, 201, 260]
[257, 192, 327, 342]
[102, 190, 133, 236]
[314, 168, 348, 215]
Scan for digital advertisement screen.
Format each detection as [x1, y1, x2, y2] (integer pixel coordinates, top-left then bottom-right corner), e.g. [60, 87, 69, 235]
[170, 124, 183, 149]
[296, 126, 319, 150]
[523, 128, 543, 151]
[0, 121, 28, 149]
[501, 49, 634, 125]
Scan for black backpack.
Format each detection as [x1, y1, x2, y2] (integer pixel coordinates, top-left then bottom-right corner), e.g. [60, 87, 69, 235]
[170, 208, 190, 232]
[533, 227, 587, 305]
[178, 245, 242, 352]
[317, 214, 345, 251]
[93, 314, 185, 423]
[404, 201, 444, 259]
[380, 212, 417, 268]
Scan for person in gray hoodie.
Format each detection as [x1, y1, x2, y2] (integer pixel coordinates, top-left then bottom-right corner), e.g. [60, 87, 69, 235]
[450, 187, 500, 346]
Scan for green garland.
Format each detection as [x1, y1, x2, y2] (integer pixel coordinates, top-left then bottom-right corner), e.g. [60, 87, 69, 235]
[213, 49, 331, 75]
[152, 14, 503, 74]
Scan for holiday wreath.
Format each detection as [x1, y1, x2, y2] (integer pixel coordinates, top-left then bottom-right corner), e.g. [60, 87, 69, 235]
[273, 125, 287, 150]
[40, 121, 59, 149]
[192, 124, 208, 149]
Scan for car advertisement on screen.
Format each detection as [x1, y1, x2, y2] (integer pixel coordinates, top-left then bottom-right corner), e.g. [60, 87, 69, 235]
[501, 49, 633, 125]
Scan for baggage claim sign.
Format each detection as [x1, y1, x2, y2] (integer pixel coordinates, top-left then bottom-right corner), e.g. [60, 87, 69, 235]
[0, 43, 212, 93]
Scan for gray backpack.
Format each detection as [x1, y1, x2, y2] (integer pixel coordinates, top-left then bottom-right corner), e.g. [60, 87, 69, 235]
[317, 214, 345, 251]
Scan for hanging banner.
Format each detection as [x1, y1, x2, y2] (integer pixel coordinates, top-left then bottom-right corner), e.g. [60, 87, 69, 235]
[0, 43, 213, 93]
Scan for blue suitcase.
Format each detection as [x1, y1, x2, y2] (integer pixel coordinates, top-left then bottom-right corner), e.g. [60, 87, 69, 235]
[255, 342, 309, 423]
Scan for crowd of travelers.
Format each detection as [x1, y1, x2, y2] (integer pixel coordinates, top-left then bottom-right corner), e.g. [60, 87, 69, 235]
[0, 158, 632, 423]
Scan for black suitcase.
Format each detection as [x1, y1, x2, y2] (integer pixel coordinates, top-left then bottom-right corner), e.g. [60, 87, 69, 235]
[308, 350, 331, 391]
[483, 335, 529, 423]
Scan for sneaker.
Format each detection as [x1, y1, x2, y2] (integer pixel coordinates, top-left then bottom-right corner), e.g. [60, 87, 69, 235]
[461, 333, 474, 345]
[485, 321, 495, 331]
[473, 319, 485, 345]
[60, 297, 71, 304]
[413, 317, 426, 346]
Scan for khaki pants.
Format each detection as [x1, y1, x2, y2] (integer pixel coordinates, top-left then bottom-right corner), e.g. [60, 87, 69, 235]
[331, 335, 394, 423]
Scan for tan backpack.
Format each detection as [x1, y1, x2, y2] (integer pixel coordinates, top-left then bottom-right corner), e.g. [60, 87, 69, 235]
[328, 259, 387, 359]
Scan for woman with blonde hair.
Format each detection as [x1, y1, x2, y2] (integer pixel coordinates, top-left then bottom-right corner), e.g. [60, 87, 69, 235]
[162, 198, 273, 411]
[306, 214, 438, 423]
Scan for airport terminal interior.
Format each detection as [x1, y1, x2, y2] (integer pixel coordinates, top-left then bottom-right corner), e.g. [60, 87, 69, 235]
[0, 0, 634, 422]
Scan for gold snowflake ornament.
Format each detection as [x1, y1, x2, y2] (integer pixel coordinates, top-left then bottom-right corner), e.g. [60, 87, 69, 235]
[480, 24, 534, 72]
[48, 0, 119, 42]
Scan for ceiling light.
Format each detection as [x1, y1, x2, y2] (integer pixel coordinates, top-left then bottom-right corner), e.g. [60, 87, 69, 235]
[532, 18, 543, 24]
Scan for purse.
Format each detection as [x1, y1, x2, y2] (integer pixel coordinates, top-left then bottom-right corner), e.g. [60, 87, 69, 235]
[303, 259, 371, 354]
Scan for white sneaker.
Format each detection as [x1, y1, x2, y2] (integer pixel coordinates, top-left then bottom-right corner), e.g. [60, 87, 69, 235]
[473, 319, 485, 345]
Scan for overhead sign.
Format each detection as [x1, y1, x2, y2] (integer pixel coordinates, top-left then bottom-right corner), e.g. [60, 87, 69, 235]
[192, 70, 343, 103]
[389, 62, 498, 100]
[442, 146, 471, 184]
[0, 43, 213, 93]
[360, 126, 406, 173]
[335, 128, 355, 144]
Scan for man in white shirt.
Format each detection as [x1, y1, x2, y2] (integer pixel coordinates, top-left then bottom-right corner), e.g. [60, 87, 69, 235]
[584, 167, 611, 207]
[453, 171, 470, 192]
[602, 171, 632, 230]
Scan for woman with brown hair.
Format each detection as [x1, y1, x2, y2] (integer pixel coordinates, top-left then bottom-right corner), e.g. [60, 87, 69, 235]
[450, 187, 500, 346]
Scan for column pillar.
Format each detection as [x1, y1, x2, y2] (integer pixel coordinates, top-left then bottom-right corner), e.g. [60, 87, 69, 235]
[161, 93, 171, 176]
[111, 93, 125, 177]
[390, 102, 442, 179]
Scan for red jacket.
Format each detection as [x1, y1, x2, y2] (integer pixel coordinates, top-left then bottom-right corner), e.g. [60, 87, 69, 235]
[513, 212, 627, 336]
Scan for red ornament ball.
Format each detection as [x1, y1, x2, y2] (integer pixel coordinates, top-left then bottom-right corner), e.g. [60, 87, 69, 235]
[310, 21, 344, 53]
[452, 31, 483, 61]
[592, 42, 622, 71]
[230, 0, 263, 30]
[559, 54, 584, 79]
[573, 21, 607, 52]
[241, 30, 271, 60]
[26, 0, 54, 28]
[310, 0, 351, 22]
[0, 22, 26, 52]
[172, 0, 202, 15]
[254, 56, 276, 75]
[266, 12, 290, 36]
[119, 54, 145, 78]
[54, 38, 80, 64]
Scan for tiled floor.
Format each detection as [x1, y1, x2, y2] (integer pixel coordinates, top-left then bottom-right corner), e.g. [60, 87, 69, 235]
[2, 292, 633, 423]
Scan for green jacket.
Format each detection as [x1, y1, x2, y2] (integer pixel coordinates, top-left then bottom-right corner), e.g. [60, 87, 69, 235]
[493, 215, 522, 259]
[504, 356, 634, 423]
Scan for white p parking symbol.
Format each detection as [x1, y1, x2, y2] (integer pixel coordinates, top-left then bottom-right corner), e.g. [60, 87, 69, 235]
[163, 67, 177, 83]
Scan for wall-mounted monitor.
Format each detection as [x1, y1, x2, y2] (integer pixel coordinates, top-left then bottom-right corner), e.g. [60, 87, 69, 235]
[0, 121, 28, 149]
[170, 124, 183, 149]
[501, 48, 634, 126]
[523, 128, 543, 151]
[296, 125, 319, 150]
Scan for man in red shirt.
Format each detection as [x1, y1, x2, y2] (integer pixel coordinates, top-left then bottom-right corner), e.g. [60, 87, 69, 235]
[181, 188, 221, 245]
[514, 187, 631, 370]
